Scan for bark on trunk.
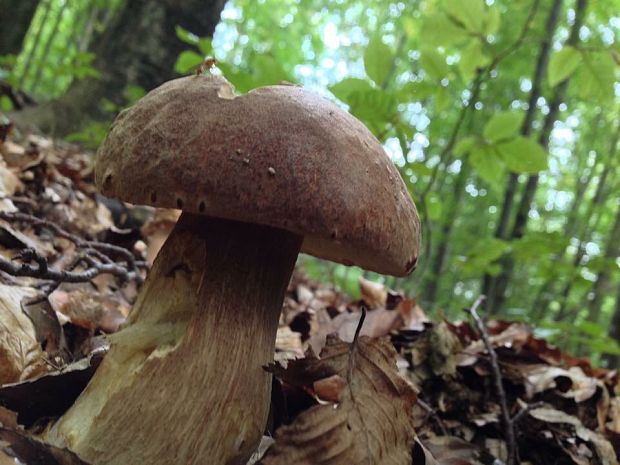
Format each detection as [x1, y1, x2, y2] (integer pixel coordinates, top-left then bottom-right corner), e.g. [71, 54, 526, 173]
[422, 162, 469, 307]
[49, 213, 302, 465]
[486, 0, 587, 313]
[13, 0, 226, 136]
[604, 286, 620, 368]
[0, 0, 40, 56]
[482, 0, 563, 305]
[585, 204, 620, 323]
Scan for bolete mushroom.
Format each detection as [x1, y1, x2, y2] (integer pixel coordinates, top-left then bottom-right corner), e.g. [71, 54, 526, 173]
[48, 74, 421, 465]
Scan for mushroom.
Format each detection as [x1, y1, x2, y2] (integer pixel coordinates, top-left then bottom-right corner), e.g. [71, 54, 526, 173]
[48, 75, 421, 465]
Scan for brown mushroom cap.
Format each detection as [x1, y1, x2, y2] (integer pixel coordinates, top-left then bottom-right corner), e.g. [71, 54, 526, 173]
[95, 75, 420, 276]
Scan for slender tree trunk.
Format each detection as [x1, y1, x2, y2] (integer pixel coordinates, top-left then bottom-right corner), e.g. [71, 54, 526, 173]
[0, 0, 40, 56]
[553, 117, 618, 320]
[603, 286, 620, 368]
[18, 0, 52, 84]
[29, 0, 67, 94]
[483, 0, 563, 305]
[585, 203, 620, 323]
[13, 0, 227, 136]
[487, 0, 587, 313]
[422, 162, 469, 306]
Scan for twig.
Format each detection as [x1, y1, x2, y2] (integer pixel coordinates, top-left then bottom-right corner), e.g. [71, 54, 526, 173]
[0, 211, 143, 282]
[0, 211, 142, 283]
[465, 296, 544, 465]
[416, 397, 449, 436]
[351, 303, 367, 349]
[512, 401, 545, 425]
[467, 296, 514, 462]
[0, 248, 137, 283]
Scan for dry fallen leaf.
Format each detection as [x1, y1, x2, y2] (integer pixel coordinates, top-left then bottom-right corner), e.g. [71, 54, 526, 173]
[0, 283, 47, 383]
[263, 334, 417, 465]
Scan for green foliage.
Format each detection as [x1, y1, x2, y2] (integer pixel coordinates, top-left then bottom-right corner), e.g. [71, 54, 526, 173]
[548, 46, 582, 87]
[10, 0, 620, 362]
[483, 112, 523, 143]
[364, 35, 393, 86]
[496, 137, 548, 174]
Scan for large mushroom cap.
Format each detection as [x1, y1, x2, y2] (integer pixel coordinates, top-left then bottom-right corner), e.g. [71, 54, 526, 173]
[95, 74, 420, 276]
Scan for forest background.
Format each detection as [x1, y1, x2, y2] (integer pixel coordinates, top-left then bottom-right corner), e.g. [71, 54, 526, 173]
[0, 0, 619, 365]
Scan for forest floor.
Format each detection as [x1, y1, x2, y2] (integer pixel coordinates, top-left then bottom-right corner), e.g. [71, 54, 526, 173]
[0, 124, 618, 465]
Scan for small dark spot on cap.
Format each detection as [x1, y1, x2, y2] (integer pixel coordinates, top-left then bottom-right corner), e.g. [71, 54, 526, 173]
[176, 198, 184, 209]
[330, 231, 337, 240]
[199, 201, 206, 213]
[150, 191, 157, 203]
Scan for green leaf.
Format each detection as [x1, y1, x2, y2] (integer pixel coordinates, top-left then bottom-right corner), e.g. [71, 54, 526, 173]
[458, 39, 489, 82]
[420, 14, 469, 46]
[198, 38, 213, 56]
[453, 136, 477, 156]
[175, 25, 199, 46]
[483, 111, 524, 143]
[0, 96, 13, 112]
[364, 35, 393, 86]
[445, 0, 485, 34]
[251, 54, 291, 87]
[329, 78, 375, 103]
[577, 51, 615, 103]
[512, 232, 569, 261]
[496, 137, 548, 174]
[420, 48, 449, 81]
[426, 192, 443, 221]
[397, 80, 436, 101]
[470, 143, 504, 187]
[548, 46, 582, 87]
[347, 88, 397, 124]
[484, 5, 501, 35]
[124, 85, 146, 104]
[410, 162, 433, 177]
[174, 50, 204, 74]
[459, 238, 510, 276]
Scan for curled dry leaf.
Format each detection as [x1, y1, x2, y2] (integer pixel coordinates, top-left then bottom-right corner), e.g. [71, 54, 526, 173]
[0, 284, 47, 383]
[263, 334, 417, 465]
[358, 276, 387, 308]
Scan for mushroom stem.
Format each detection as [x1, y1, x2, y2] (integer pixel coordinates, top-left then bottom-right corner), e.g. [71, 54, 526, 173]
[48, 213, 302, 465]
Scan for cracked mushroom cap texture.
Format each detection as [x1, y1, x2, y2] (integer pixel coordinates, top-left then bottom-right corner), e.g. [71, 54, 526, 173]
[95, 74, 420, 276]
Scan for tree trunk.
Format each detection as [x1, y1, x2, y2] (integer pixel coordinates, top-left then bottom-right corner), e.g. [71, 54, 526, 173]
[482, 0, 563, 305]
[486, 0, 587, 313]
[13, 0, 227, 136]
[585, 204, 620, 323]
[29, 0, 67, 94]
[603, 285, 620, 368]
[0, 0, 40, 56]
[554, 120, 619, 320]
[17, 0, 52, 84]
[422, 162, 469, 307]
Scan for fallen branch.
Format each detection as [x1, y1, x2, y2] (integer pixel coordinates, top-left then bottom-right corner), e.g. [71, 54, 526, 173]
[0, 211, 144, 282]
[0, 248, 137, 283]
[465, 296, 544, 465]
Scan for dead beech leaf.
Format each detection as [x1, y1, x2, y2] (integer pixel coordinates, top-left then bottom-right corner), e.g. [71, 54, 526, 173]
[529, 407, 617, 465]
[417, 435, 484, 465]
[263, 335, 417, 465]
[359, 277, 387, 307]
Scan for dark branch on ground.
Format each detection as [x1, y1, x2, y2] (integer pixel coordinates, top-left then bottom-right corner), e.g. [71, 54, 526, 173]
[466, 295, 546, 465]
[0, 211, 145, 286]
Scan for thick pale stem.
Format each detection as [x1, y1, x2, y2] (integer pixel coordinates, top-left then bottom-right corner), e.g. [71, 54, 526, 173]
[48, 213, 302, 465]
